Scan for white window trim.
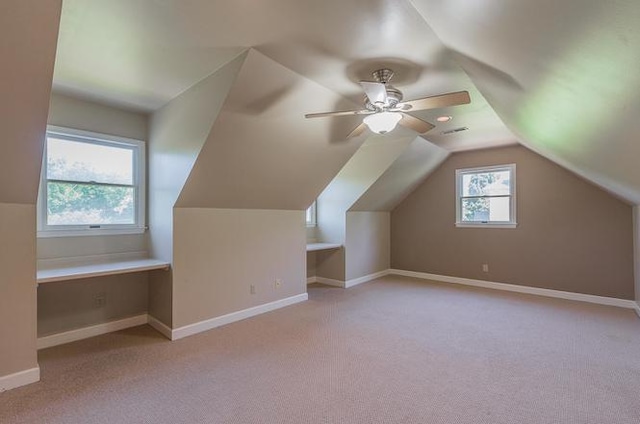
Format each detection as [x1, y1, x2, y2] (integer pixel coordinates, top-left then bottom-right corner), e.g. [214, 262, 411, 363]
[37, 125, 146, 238]
[455, 163, 517, 229]
[306, 201, 317, 227]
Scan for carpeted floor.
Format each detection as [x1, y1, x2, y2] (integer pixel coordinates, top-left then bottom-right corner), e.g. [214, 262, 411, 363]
[2, 275, 640, 423]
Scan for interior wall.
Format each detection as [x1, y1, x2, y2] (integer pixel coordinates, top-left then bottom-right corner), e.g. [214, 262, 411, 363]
[315, 136, 414, 281]
[391, 145, 634, 299]
[0, 0, 61, 384]
[48, 93, 148, 140]
[147, 52, 247, 327]
[37, 273, 148, 337]
[634, 206, 640, 305]
[345, 212, 390, 281]
[34, 94, 151, 338]
[42, 93, 150, 259]
[0, 205, 38, 378]
[172, 208, 306, 328]
[307, 252, 316, 278]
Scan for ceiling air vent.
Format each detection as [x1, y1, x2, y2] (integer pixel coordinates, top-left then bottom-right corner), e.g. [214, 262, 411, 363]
[442, 127, 468, 135]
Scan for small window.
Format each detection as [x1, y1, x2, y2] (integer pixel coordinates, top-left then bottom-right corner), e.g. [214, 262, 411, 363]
[455, 164, 516, 228]
[37, 126, 146, 237]
[306, 201, 317, 227]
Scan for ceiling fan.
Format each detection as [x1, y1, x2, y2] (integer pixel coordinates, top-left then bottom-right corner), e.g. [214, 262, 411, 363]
[305, 68, 470, 138]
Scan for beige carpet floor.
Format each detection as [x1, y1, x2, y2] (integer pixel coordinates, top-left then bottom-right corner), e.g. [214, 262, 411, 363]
[2, 275, 640, 424]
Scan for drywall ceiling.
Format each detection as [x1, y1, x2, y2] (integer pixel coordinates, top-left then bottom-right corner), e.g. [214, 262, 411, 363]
[52, 0, 515, 152]
[411, 0, 640, 203]
[0, 0, 61, 204]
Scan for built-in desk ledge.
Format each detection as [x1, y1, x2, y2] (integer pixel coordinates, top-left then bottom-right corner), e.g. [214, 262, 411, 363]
[306, 243, 342, 252]
[37, 251, 170, 285]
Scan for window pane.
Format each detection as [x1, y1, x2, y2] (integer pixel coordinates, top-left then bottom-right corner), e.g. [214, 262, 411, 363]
[462, 196, 510, 222]
[47, 182, 135, 225]
[47, 137, 133, 185]
[462, 170, 510, 196]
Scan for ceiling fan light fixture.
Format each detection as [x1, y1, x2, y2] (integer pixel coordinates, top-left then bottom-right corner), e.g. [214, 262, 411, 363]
[363, 112, 402, 134]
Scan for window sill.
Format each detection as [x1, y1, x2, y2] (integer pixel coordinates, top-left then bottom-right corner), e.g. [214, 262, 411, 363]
[37, 227, 146, 238]
[455, 222, 518, 229]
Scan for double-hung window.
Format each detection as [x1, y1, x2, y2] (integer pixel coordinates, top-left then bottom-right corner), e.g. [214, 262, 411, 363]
[306, 201, 317, 227]
[38, 126, 146, 237]
[455, 164, 516, 228]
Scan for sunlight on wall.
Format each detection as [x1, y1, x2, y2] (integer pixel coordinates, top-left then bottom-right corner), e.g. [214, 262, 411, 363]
[517, 7, 640, 153]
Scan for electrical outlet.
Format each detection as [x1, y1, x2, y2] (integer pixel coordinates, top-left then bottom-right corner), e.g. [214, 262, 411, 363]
[250, 285, 256, 295]
[275, 278, 282, 289]
[93, 292, 106, 308]
[482, 264, 489, 273]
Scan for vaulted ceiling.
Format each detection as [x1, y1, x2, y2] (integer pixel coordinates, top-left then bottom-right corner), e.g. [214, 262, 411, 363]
[52, 0, 640, 204]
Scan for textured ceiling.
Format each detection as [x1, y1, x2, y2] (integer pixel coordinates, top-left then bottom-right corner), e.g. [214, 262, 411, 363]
[411, 0, 640, 203]
[52, 0, 640, 204]
[52, 0, 515, 152]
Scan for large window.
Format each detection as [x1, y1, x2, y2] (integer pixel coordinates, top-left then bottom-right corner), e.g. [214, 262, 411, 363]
[38, 126, 146, 237]
[455, 164, 516, 228]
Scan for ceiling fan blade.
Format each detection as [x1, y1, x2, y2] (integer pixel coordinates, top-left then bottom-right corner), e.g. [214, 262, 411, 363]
[305, 109, 371, 119]
[399, 113, 435, 134]
[360, 81, 388, 105]
[398, 91, 470, 112]
[346, 123, 368, 139]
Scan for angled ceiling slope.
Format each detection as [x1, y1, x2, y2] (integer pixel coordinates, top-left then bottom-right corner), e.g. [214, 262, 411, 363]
[350, 136, 449, 212]
[0, 0, 61, 204]
[176, 49, 368, 210]
[411, 0, 640, 204]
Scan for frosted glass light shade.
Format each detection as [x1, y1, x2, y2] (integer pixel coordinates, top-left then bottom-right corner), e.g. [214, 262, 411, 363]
[363, 112, 402, 134]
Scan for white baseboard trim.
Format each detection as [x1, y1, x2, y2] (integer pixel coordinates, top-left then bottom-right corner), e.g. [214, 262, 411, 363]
[390, 269, 638, 310]
[345, 269, 391, 288]
[37, 314, 148, 350]
[634, 302, 640, 319]
[0, 367, 40, 392]
[171, 293, 309, 341]
[310, 270, 392, 289]
[147, 315, 173, 340]
[314, 276, 345, 288]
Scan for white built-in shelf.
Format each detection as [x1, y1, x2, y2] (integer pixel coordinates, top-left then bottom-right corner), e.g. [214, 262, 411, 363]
[306, 243, 342, 252]
[37, 253, 170, 285]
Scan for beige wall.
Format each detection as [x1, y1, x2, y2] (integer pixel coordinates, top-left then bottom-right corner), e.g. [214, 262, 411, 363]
[37, 274, 148, 336]
[48, 93, 148, 140]
[345, 212, 390, 280]
[45, 94, 149, 259]
[634, 206, 640, 304]
[172, 208, 306, 328]
[0, 0, 61, 383]
[147, 52, 246, 327]
[0, 205, 38, 377]
[315, 136, 414, 281]
[307, 252, 316, 278]
[36, 94, 151, 338]
[392, 145, 634, 299]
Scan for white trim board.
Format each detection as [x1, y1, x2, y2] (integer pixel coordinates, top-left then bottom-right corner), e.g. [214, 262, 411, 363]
[37, 314, 148, 350]
[390, 269, 638, 310]
[345, 270, 391, 288]
[171, 293, 308, 341]
[0, 367, 40, 392]
[314, 277, 345, 288]
[147, 315, 173, 340]
[634, 302, 640, 319]
[309, 270, 391, 289]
